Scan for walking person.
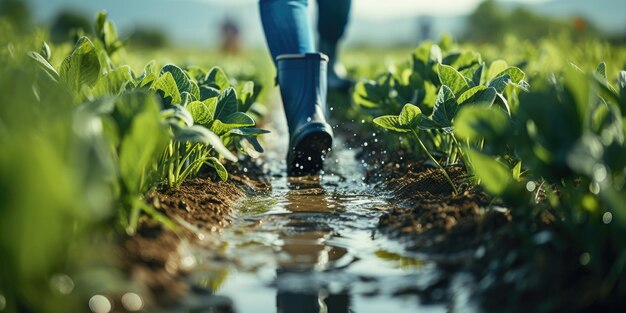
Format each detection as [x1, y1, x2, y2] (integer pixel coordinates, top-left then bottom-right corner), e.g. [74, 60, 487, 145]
[259, 0, 353, 176]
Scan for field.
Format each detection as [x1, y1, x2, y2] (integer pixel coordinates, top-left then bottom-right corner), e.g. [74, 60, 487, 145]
[1, 9, 626, 313]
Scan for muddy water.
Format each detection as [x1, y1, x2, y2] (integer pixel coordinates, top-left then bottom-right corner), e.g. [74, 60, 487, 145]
[178, 107, 476, 313]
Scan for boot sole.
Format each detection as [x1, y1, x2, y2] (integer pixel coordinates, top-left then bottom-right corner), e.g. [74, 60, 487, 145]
[287, 131, 333, 177]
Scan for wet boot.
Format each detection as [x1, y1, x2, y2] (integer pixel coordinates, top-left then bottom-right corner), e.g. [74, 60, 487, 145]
[276, 53, 334, 176]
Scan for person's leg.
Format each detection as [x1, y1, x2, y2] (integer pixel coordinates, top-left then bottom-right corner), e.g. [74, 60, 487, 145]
[259, 0, 333, 176]
[259, 0, 315, 61]
[317, 0, 353, 91]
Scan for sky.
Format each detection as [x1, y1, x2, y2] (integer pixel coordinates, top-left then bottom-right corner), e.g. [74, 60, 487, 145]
[23, 0, 625, 48]
[188, 0, 552, 18]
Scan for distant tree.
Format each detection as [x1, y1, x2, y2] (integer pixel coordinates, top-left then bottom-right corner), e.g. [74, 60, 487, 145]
[129, 27, 168, 48]
[464, 0, 602, 43]
[0, 0, 31, 31]
[50, 10, 91, 43]
[465, 0, 507, 42]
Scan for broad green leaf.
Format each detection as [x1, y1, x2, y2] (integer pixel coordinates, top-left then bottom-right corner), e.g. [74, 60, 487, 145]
[496, 67, 525, 84]
[206, 157, 228, 181]
[118, 95, 168, 194]
[136, 60, 156, 84]
[172, 125, 237, 162]
[187, 100, 213, 126]
[454, 105, 510, 143]
[237, 81, 259, 113]
[161, 106, 194, 127]
[215, 87, 238, 120]
[244, 136, 265, 154]
[451, 51, 482, 70]
[151, 72, 181, 104]
[437, 64, 470, 95]
[468, 149, 513, 196]
[412, 42, 431, 64]
[487, 60, 508, 81]
[180, 92, 193, 107]
[488, 74, 512, 94]
[40, 42, 51, 61]
[160, 64, 199, 99]
[429, 44, 443, 64]
[92, 65, 132, 96]
[373, 115, 409, 133]
[201, 86, 220, 100]
[211, 112, 255, 135]
[205, 66, 230, 90]
[512, 161, 522, 181]
[459, 63, 481, 86]
[59, 37, 101, 92]
[222, 112, 255, 127]
[95, 11, 107, 39]
[27, 51, 59, 82]
[399, 103, 422, 128]
[432, 85, 459, 127]
[459, 86, 497, 106]
[472, 63, 485, 86]
[186, 66, 207, 82]
[597, 62, 607, 81]
[458, 86, 486, 104]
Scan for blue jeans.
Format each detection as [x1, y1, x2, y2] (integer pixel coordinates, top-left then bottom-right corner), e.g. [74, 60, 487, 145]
[259, 0, 351, 62]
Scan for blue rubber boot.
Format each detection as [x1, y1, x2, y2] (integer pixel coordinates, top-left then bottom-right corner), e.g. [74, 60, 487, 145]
[277, 53, 334, 176]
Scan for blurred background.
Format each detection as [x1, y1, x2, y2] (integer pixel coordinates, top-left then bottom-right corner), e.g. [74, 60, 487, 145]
[2, 0, 626, 50]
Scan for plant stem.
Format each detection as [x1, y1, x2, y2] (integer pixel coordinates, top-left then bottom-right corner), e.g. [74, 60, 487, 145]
[451, 134, 470, 169]
[411, 129, 459, 195]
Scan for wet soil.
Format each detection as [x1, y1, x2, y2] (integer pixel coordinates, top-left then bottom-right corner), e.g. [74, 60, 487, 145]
[117, 107, 624, 312]
[354, 132, 626, 312]
[121, 167, 270, 308]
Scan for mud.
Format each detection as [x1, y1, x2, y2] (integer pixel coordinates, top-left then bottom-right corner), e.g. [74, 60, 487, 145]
[121, 168, 269, 307]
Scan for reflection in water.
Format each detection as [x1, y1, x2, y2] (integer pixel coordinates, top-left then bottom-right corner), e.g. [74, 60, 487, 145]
[277, 177, 351, 313]
[181, 106, 468, 313]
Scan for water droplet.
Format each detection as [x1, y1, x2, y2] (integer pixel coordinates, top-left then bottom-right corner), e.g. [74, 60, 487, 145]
[372, 133, 377, 137]
[330, 107, 334, 111]
[89, 295, 112, 313]
[589, 182, 600, 195]
[307, 117, 312, 122]
[593, 164, 607, 182]
[363, 142, 368, 147]
[50, 274, 74, 295]
[374, 139, 378, 143]
[181, 255, 197, 270]
[526, 181, 536, 192]
[121, 293, 143, 311]
[602, 212, 613, 224]
[307, 156, 312, 161]
[243, 168, 248, 173]
[579, 252, 591, 266]
[361, 120, 365, 123]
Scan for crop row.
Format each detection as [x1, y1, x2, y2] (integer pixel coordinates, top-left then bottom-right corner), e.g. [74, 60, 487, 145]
[354, 38, 626, 309]
[0, 12, 268, 312]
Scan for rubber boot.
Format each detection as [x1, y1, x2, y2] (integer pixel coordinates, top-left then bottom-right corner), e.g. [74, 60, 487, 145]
[276, 53, 334, 176]
[318, 39, 354, 92]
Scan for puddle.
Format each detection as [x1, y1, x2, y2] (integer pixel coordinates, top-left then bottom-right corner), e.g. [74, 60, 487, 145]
[175, 106, 477, 313]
